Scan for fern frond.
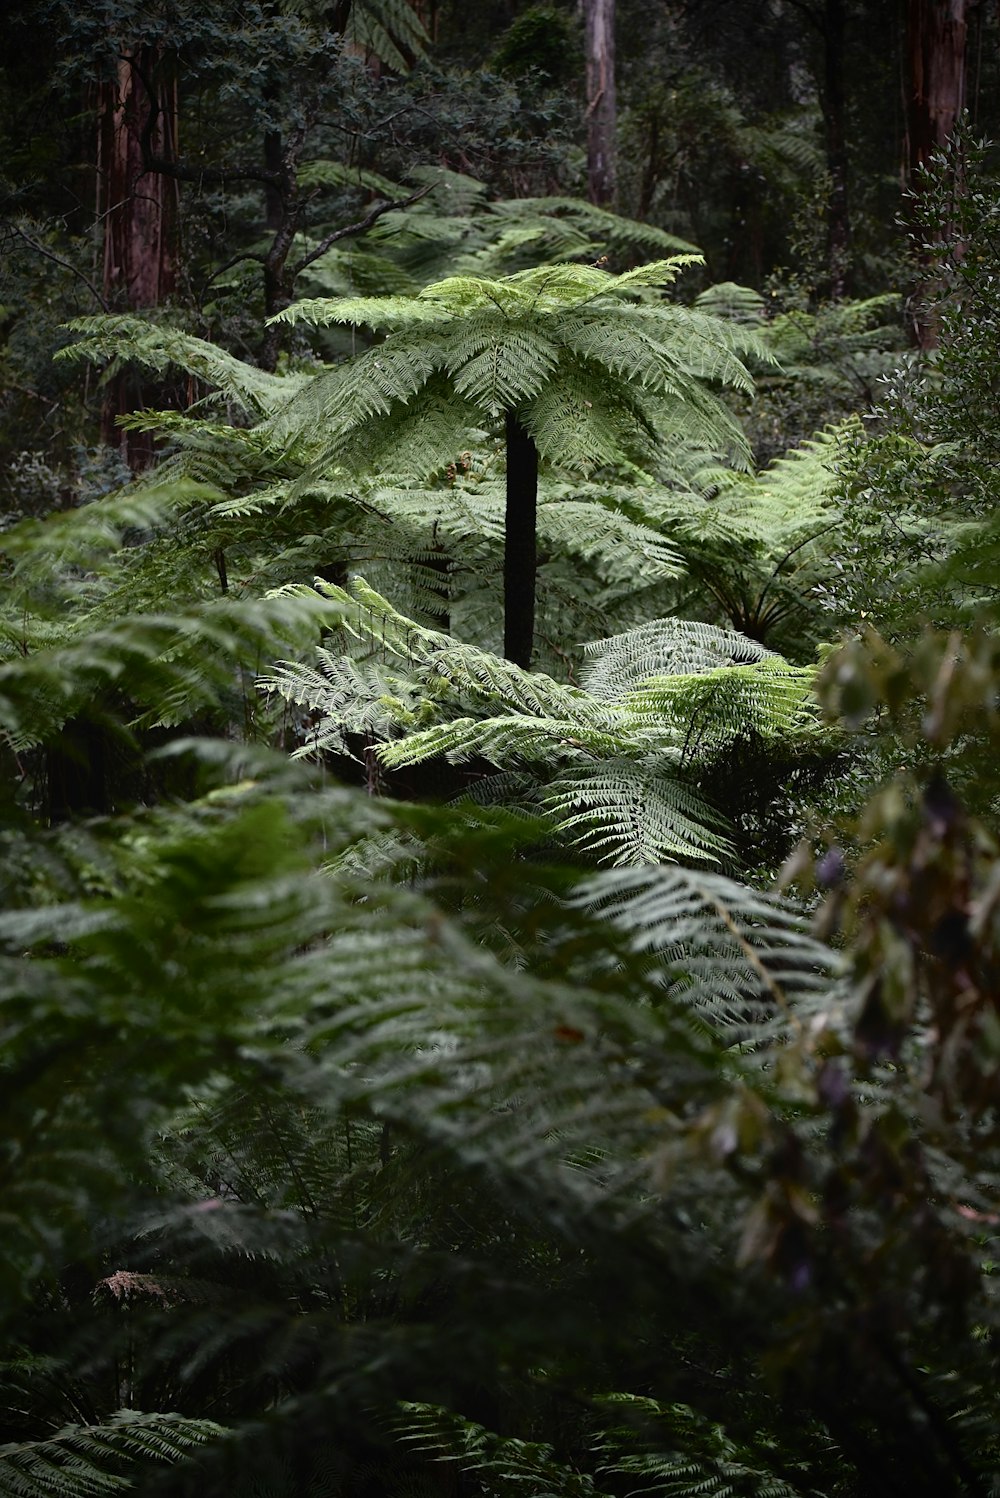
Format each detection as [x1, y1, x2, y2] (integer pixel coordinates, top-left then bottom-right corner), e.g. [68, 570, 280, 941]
[296, 160, 407, 198]
[447, 314, 560, 414]
[575, 863, 845, 1031]
[545, 762, 731, 866]
[58, 316, 306, 417]
[271, 295, 443, 330]
[0, 1410, 225, 1496]
[582, 619, 773, 700]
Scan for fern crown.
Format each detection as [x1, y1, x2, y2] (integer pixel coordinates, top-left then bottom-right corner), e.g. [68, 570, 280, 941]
[270, 258, 765, 474]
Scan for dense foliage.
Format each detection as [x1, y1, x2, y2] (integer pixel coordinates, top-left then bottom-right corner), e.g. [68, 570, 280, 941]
[4, 4, 1000, 1497]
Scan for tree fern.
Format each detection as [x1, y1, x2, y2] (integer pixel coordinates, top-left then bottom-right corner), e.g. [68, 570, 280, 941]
[267, 256, 763, 665]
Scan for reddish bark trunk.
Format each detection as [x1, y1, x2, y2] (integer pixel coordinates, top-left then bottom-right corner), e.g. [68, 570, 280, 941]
[905, 0, 975, 176]
[583, 0, 616, 209]
[905, 0, 981, 345]
[97, 45, 179, 467]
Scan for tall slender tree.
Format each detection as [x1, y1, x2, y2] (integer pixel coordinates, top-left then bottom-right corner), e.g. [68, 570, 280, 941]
[905, 0, 983, 343]
[582, 0, 617, 207]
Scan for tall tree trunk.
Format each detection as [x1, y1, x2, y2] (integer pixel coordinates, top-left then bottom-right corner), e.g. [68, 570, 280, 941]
[905, 0, 975, 177]
[503, 412, 538, 670]
[823, 0, 851, 299]
[582, 0, 616, 208]
[97, 44, 179, 468]
[905, 0, 980, 344]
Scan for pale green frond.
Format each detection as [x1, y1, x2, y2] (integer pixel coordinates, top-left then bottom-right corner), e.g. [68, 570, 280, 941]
[341, 375, 481, 478]
[624, 658, 818, 747]
[504, 261, 621, 306]
[57, 316, 306, 417]
[448, 316, 561, 414]
[0, 1410, 225, 1497]
[536, 497, 684, 581]
[545, 761, 730, 866]
[1, 480, 220, 573]
[597, 254, 706, 295]
[269, 294, 444, 330]
[378, 713, 627, 770]
[694, 281, 768, 323]
[525, 366, 646, 470]
[296, 159, 407, 197]
[555, 311, 695, 391]
[628, 306, 768, 389]
[417, 273, 533, 316]
[575, 863, 846, 1029]
[299, 243, 420, 297]
[489, 197, 701, 259]
[582, 619, 773, 701]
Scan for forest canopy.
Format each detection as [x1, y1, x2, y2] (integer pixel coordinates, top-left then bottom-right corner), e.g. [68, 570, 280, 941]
[3, 3, 1000, 1496]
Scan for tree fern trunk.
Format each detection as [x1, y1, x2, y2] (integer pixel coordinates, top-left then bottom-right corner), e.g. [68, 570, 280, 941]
[503, 412, 538, 670]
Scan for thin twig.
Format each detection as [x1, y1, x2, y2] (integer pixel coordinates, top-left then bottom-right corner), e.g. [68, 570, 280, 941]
[8, 224, 109, 311]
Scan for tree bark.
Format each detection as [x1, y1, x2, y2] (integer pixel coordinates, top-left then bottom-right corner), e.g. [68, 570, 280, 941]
[905, 0, 976, 179]
[905, 0, 981, 345]
[97, 44, 179, 468]
[503, 412, 538, 670]
[582, 0, 617, 209]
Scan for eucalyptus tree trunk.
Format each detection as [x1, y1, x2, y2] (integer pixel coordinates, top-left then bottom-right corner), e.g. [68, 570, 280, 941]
[906, 0, 976, 175]
[503, 412, 539, 670]
[97, 43, 179, 469]
[582, 0, 616, 208]
[905, 0, 980, 345]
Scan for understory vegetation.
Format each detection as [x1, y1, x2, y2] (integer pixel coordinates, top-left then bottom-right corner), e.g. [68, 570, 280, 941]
[4, 4, 1000, 1495]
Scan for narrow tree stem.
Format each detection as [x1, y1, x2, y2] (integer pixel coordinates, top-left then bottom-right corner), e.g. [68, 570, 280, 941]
[503, 411, 538, 670]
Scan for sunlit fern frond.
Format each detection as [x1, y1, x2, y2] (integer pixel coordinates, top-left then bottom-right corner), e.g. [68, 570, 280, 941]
[543, 760, 731, 866]
[581, 618, 774, 700]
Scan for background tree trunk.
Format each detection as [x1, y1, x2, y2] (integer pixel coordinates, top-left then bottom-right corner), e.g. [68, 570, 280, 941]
[503, 412, 539, 670]
[582, 0, 617, 208]
[905, 0, 980, 344]
[905, 0, 976, 178]
[823, 0, 851, 298]
[97, 45, 179, 468]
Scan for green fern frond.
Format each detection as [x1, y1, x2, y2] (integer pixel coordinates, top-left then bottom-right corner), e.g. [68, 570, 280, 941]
[271, 295, 443, 330]
[395, 1403, 603, 1498]
[545, 762, 731, 866]
[575, 863, 845, 1031]
[582, 619, 773, 700]
[694, 282, 768, 324]
[58, 316, 307, 418]
[0, 1410, 225, 1496]
[448, 315, 561, 414]
[342, 0, 429, 70]
[296, 160, 407, 198]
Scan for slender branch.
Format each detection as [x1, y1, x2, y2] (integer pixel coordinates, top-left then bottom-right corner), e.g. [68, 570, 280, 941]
[289, 184, 433, 277]
[7, 224, 109, 311]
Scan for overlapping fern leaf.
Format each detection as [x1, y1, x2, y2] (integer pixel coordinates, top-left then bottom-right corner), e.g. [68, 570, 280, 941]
[261, 579, 816, 866]
[266, 257, 765, 480]
[0, 1412, 225, 1497]
[394, 1396, 816, 1498]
